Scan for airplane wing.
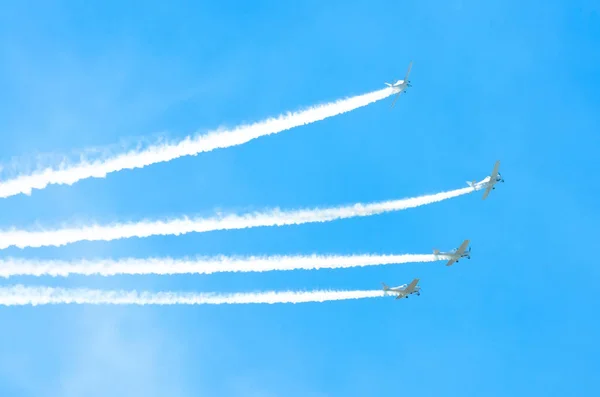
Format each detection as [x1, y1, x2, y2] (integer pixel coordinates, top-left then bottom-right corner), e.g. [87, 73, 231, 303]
[490, 160, 500, 180]
[404, 278, 419, 293]
[445, 257, 457, 266]
[446, 240, 469, 266]
[404, 61, 413, 82]
[482, 183, 493, 200]
[455, 240, 470, 256]
[395, 291, 408, 300]
[390, 92, 401, 108]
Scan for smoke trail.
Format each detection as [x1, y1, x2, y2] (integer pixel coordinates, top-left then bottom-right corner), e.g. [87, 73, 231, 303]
[0, 185, 477, 250]
[0, 253, 447, 278]
[0, 285, 385, 306]
[0, 88, 396, 199]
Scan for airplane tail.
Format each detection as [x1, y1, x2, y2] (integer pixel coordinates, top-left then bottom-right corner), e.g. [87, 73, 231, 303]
[384, 82, 392, 87]
[433, 249, 440, 255]
[467, 180, 477, 188]
[381, 282, 390, 291]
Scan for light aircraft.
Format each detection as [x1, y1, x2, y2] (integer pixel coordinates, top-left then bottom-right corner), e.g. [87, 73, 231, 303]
[382, 278, 421, 299]
[433, 239, 471, 266]
[467, 160, 504, 200]
[385, 61, 413, 108]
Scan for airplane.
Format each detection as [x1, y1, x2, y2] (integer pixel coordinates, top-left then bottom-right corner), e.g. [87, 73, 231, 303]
[467, 160, 504, 200]
[385, 61, 413, 108]
[382, 278, 421, 299]
[433, 239, 471, 266]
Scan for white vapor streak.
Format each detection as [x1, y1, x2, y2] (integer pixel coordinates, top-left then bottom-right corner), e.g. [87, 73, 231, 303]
[0, 186, 475, 250]
[0, 254, 446, 278]
[0, 285, 384, 306]
[0, 88, 395, 199]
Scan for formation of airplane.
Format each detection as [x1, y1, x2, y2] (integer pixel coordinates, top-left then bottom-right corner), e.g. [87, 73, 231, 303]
[382, 239, 470, 300]
[433, 239, 471, 266]
[382, 279, 420, 299]
[385, 61, 413, 108]
[379, 66, 504, 302]
[467, 160, 504, 200]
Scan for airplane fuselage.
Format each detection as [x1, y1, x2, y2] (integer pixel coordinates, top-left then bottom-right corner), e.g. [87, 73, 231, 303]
[469, 175, 502, 192]
[435, 250, 471, 263]
[387, 285, 421, 297]
[437, 251, 470, 259]
[386, 80, 409, 90]
[486, 174, 504, 190]
[383, 277, 420, 298]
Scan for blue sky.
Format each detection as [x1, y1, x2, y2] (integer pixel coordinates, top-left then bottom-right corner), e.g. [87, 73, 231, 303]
[0, 0, 599, 395]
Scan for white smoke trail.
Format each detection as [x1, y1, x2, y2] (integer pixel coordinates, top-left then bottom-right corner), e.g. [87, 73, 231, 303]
[0, 185, 477, 250]
[0, 253, 448, 278]
[0, 285, 385, 306]
[0, 88, 396, 199]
